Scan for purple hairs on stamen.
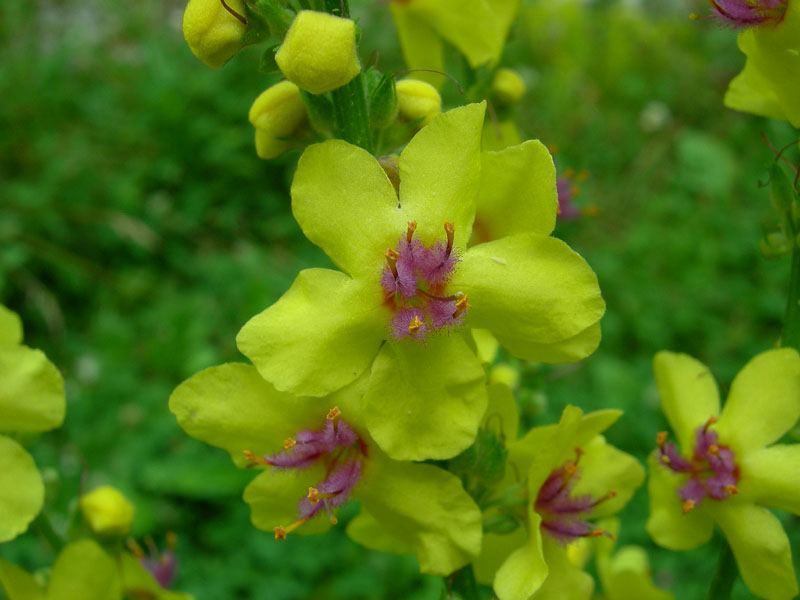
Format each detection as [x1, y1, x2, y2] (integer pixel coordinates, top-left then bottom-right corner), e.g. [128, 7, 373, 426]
[390, 307, 428, 340]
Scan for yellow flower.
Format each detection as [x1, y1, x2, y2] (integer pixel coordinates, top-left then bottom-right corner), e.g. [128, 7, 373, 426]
[80, 485, 136, 537]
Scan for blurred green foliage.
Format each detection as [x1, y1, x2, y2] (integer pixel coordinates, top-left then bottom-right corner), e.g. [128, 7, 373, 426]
[1, 0, 798, 598]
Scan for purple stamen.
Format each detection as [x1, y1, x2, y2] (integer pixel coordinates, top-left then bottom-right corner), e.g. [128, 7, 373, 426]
[706, 0, 787, 29]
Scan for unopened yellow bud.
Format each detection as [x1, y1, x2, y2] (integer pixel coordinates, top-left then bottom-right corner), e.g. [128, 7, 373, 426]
[491, 68, 526, 106]
[396, 79, 441, 126]
[249, 81, 308, 159]
[183, 0, 248, 69]
[275, 11, 361, 95]
[80, 485, 135, 536]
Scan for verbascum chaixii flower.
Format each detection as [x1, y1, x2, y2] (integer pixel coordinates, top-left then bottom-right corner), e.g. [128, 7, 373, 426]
[389, 0, 519, 86]
[248, 80, 308, 159]
[275, 10, 361, 95]
[169, 363, 483, 575]
[722, 0, 800, 127]
[80, 485, 136, 537]
[0, 305, 65, 543]
[237, 103, 605, 460]
[182, 0, 249, 69]
[396, 78, 442, 126]
[647, 349, 800, 600]
[0, 538, 192, 600]
[473, 403, 645, 600]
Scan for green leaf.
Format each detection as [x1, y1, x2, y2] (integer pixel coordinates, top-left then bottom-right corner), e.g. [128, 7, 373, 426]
[258, 43, 280, 74]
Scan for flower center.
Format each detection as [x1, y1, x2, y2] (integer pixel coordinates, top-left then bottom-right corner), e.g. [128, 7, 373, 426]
[697, 0, 788, 29]
[656, 416, 740, 513]
[380, 221, 469, 340]
[244, 407, 367, 539]
[534, 448, 617, 543]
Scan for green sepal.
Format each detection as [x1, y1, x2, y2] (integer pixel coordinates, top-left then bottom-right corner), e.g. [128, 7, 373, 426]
[258, 43, 280, 74]
[300, 89, 335, 134]
[366, 71, 398, 130]
[448, 428, 508, 496]
[253, 0, 295, 39]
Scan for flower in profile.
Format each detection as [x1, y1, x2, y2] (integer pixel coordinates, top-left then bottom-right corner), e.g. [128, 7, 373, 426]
[723, 0, 800, 126]
[473, 404, 644, 600]
[0, 305, 65, 543]
[389, 0, 519, 87]
[237, 103, 605, 460]
[647, 349, 800, 600]
[169, 363, 482, 576]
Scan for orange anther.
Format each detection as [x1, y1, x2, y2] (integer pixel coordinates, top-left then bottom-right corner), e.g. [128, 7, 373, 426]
[327, 406, 341, 421]
[444, 222, 455, 255]
[274, 526, 287, 541]
[166, 531, 177, 550]
[656, 431, 668, 446]
[703, 416, 718, 431]
[708, 444, 720, 457]
[682, 499, 696, 513]
[308, 487, 320, 504]
[284, 437, 297, 449]
[723, 485, 739, 496]
[406, 221, 417, 243]
[384, 248, 400, 278]
[243, 450, 270, 467]
[453, 294, 470, 318]
[408, 316, 423, 336]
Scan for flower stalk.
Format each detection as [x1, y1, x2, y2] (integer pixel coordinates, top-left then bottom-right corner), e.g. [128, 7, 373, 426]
[331, 73, 373, 153]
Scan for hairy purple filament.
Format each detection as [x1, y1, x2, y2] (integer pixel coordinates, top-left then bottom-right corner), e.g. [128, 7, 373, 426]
[245, 409, 366, 539]
[657, 417, 740, 512]
[705, 0, 787, 29]
[535, 449, 616, 544]
[381, 221, 468, 340]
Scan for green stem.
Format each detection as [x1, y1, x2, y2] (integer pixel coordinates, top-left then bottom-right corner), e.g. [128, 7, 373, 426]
[330, 74, 372, 153]
[32, 512, 66, 555]
[447, 564, 481, 600]
[782, 237, 800, 350]
[706, 541, 737, 600]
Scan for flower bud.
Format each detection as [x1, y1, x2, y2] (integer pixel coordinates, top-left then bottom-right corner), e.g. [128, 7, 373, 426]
[490, 68, 526, 106]
[183, 0, 249, 69]
[248, 80, 308, 159]
[275, 11, 361, 95]
[80, 485, 135, 536]
[396, 79, 441, 126]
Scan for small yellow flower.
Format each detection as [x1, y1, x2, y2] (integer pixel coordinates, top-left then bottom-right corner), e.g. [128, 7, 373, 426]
[275, 11, 361, 95]
[396, 79, 441, 126]
[80, 485, 135, 537]
[248, 81, 308, 159]
[182, 0, 248, 69]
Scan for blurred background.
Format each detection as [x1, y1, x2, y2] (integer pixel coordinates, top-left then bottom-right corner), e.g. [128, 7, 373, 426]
[1, 0, 798, 597]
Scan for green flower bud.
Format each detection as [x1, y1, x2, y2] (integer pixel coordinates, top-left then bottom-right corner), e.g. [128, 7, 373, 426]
[396, 79, 441, 126]
[275, 11, 361, 95]
[183, 0, 249, 69]
[490, 68, 525, 106]
[80, 485, 135, 537]
[248, 80, 308, 159]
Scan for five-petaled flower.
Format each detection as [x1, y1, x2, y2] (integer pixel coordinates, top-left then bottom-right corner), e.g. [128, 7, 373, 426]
[169, 362, 483, 576]
[236, 103, 605, 462]
[472, 402, 644, 600]
[647, 349, 800, 600]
